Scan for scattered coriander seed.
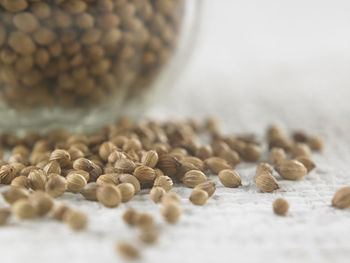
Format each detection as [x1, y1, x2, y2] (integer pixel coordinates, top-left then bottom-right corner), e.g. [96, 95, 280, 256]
[112, 174, 137, 192]
[12, 199, 37, 220]
[268, 147, 286, 165]
[153, 175, 173, 191]
[254, 171, 279, 193]
[43, 161, 61, 175]
[161, 202, 182, 224]
[293, 130, 309, 143]
[189, 189, 208, 206]
[96, 173, 119, 186]
[162, 192, 181, 204]
[141, 150, 159, 168]
[0, 165, 17, 185]
[295, 156, 316, 173]
[29, 191, 54, 216]
[308, 135, 324, 152]
[45, 174, 67, 198]
[256, 163, 274, 176]
[136, 213, 154, 229]
[81, 183, 99, 201]
[98, 141, 117, 161]
[150, 187, 166, 203]
[49, 149, 71, 168]
[28, 169, 47, 191]
[157, 154, 180, 177]
[66, 173, 87, 193]
[204, 157, 231, 174]
[64, 210, 88, 231]
[114, 159, 136, 174]
[11, 175, 30, 189]
[291, 143, 311, 158]
[194, 181, 216, 197]
[332, 186, 350, 209]
[123, 209, 140, 227]
[117, 183, 135, 203]
[96, 184, 121, 208]
[117, 242, 140, 260]
[218, 169, 242, 188]
[182, 170, 207, 188]
[2, 187, 29, 205]
[275, 160, 307, 180]
[273, 198, 289, 216]
[241, 144, 261, 162]
[133, 165, 156, 184]
[52, 204, 71, 221]
[0, 208, 11, 226]
[195, 145, 213, 160]
[139, 228, 159, 244]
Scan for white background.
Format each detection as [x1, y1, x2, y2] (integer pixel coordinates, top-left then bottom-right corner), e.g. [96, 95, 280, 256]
[2, 1, 350, 263]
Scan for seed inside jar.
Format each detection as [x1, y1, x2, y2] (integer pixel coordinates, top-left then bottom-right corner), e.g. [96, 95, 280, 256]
[0, 0, 185, 109]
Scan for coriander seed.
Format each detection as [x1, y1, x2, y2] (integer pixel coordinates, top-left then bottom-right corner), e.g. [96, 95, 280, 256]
[150, 187, 166, 203]
[81, 183, 99, 201]
[66, 173, 87, 193]
[254, 172, 279, 193]
[117, 183, 135, 203]
[122, 209, 139, 226]
[332, 186, 350, 209]
[161, 202, 181, 224]
[194, 181, 216, 197]
[117, 242, 140, 259]
[273, 198, 289, 216]
[29, 191, 54, 216]
[182, 170, 207, 188]
[96, 184, 121, 208]
[153, 175, 173, 191]
[12, 199, 37, 220]
[275, 160, 307, 180]
[65, 210, 88, 231]
[218, 169, 242, 188]
[45, 174, 67, 198]
[189, 189, 208, 206]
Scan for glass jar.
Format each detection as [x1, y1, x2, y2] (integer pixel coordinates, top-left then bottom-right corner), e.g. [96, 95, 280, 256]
[0, 0, 201, 134]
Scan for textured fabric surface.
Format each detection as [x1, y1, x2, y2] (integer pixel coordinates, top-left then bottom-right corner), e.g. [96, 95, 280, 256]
[1, 1, 350, 263]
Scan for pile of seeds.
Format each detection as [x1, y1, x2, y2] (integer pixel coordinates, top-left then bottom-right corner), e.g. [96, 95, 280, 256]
[0, 0, 184, 109]
[0, 116, 348, 259]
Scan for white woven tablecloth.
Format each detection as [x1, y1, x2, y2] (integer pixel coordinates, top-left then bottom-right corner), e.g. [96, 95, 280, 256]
[1, 1, 350, 262]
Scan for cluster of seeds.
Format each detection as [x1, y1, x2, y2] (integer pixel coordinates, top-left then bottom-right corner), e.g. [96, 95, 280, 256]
[0, 0, 184, 109]
[0, 116, 348, 259]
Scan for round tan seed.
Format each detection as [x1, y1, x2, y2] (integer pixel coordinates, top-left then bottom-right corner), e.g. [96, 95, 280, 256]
[117, 183, 135, 202]
[308, 135, 324, 151]
[134, 165, 156, 184]
[204, 157, 231, 174]
[254, 172, 279, 193]
[45, 174, 67, 198]
[28, 169, 47, 191]
[161, 202, 181, 224]
[268, 147, 286, 165]
[150, 187, 166, 203]
[2, 187, 29, 204]
[273, 198, 289, 216]
[117, 242, 140, 259]
[189, 189, 208, 206]
[118, 174, 141, 193]
[96, 184, 121, 208]
[81, 183, 99, 201]
[139, 228, 158, 244]
[194, 181, 216, 197]
[8, 32, 36, 55]
[332, 186, 350, 209]
[122, 209, 139, 226]
[11, 175, 30, 189]
[182, 170, 207, 188]
[13, 12, 39, 33]
[218, 169, 242, 188]
[29, 191, 54, 216]
[275, 160, 307, 180]
[66, 173, 87, 193]
[52, 204, 71, 221]
[65, 210, 88, 231]
[141, 150, 159, 168]
[153, 175, 173, 191]
[12, 199, 37, 220]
